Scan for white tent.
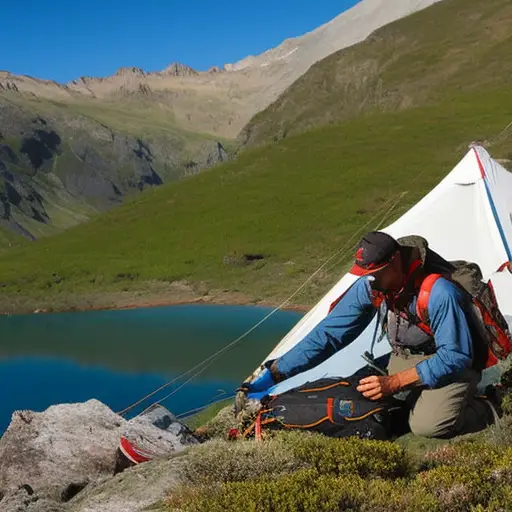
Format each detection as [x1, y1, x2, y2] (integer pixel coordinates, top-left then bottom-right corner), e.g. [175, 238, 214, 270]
[256, 146, 512, 396]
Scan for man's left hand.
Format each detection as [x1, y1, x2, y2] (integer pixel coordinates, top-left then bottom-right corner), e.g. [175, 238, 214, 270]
[356, 375, 400, 400]
[357, 367, 422, 400]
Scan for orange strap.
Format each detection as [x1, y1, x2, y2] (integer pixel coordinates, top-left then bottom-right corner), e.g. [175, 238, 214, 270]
[255, 413, 262, 441]
[298, 381, 350, 393]
[415, 273, 443, 333]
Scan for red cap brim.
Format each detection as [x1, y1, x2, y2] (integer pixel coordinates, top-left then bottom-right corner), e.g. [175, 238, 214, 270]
[349, 261, 390, 276]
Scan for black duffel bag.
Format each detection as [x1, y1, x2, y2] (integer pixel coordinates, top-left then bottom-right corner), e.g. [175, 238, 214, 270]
[243, 366, 407, 441]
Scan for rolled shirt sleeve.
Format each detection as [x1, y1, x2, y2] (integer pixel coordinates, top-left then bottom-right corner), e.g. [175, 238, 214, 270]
[416, 278, 474, 388]
[275, 277, 378, 380]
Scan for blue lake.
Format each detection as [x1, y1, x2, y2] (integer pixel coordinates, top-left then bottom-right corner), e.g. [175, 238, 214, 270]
[0, 304, 303, 433]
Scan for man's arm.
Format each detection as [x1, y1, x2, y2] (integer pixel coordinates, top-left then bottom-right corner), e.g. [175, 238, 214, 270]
[272, 277, 377, 381]
[415, 278, 474, 388]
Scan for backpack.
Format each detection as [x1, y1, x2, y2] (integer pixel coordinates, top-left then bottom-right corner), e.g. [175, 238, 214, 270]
[242, 366, 405, 441]
[416, 260, 512, 369]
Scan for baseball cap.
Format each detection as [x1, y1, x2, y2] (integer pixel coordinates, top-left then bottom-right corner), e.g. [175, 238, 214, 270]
[350, 231, 399, 276]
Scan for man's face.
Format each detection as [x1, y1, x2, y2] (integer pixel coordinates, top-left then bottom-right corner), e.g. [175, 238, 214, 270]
[369, 251, 404, 293]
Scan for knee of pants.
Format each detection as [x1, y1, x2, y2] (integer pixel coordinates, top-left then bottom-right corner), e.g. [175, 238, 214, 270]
[408, 415, 457, 439]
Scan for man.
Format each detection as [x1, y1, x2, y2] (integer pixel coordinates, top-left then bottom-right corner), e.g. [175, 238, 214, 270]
[245, 231, 500, 438]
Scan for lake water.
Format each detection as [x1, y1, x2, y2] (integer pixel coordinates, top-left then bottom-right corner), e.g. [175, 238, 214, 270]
[0, 304, 303, 433]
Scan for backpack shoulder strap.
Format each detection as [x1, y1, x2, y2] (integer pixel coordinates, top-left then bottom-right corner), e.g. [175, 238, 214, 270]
[416, 273, 444, 330]
[497, 261, 512, 273]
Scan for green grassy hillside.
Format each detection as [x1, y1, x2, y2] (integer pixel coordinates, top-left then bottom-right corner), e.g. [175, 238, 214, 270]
[1, 85, 511, 312]
[0, 91, 232, 241]
[242, 0, 512, 147]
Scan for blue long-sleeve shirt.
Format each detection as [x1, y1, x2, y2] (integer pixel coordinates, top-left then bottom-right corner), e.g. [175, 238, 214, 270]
[274, 276, 475, 388]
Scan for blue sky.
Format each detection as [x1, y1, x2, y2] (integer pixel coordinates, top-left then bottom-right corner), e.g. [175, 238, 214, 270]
[1, 0, 359, 83]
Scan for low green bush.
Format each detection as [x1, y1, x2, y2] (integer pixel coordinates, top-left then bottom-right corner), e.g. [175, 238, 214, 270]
[181, 435, 307, 485]
[167, 469, 440, 512]
[280, 431, 412, 479]
[165, 424, 512, 512]
[181, 431, 412, 487]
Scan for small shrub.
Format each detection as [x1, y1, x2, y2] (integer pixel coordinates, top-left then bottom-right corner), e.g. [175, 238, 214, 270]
[181, 436, 307, 485]
[501, 394, 512, 416]
[418, 466, 493, 511]
[166, 469, 440, 512]
[364, 478, 440, 512]
[281, 430, 412, 479]
[167, 469, 365, 512]
[424, 441, 501, 470]
[484, 484, 512, 511]
[477, 415, 512, 447]
[180, 431, 411, 490]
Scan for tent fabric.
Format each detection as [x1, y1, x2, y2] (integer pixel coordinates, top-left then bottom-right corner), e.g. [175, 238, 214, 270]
[256, 146, 512, 397]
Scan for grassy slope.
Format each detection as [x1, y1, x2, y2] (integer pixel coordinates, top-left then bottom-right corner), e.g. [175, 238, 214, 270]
[0, 226, 27, 253]
[0, 86, 511, 310]
[10, 95, 226, 178]
[242, 0, 512, 147]
[18, 95, 237, 161]
[0, 90, 236, 243]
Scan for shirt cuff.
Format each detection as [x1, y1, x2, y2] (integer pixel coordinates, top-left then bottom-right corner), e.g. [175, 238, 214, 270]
[415, 359, 434, 388]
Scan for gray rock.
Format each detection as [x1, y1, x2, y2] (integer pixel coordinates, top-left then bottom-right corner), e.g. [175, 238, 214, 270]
[0, 399, 198, 505]
[0, 485, 67, 512]
[0, 400, 123, 495]
[121, 405, 198, 460]
[68, 457, 185, 512]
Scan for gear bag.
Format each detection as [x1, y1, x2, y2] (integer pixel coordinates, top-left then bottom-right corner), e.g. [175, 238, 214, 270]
[242, 366, 404, 441]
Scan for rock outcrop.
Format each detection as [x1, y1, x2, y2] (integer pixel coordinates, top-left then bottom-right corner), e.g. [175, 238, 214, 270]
[0, 400, 198, 511]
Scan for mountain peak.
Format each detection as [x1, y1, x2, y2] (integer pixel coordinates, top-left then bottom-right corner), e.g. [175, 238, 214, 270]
[115, 67, 146, 77]
[162, 62, 198, 77]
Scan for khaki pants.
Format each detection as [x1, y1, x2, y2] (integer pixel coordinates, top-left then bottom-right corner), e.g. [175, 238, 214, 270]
[388, 354, 493, 438]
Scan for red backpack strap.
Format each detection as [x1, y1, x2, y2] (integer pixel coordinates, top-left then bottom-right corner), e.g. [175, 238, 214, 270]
[497, 261, 512, 273]
[416, 274, 444, 334]
[329, 279, 384, 313]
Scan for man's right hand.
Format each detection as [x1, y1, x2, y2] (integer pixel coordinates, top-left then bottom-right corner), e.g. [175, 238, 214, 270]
[239, 367, 276, 394]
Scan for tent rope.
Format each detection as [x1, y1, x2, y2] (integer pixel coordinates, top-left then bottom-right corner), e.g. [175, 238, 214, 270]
[175, 393, 236, 420]
[487, 120, 512, 147]
[116, 192, 407, 418]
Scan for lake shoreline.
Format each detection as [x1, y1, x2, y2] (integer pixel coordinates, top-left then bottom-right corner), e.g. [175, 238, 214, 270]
[0, 284, 312, 316]
[85, 296, 311, 314]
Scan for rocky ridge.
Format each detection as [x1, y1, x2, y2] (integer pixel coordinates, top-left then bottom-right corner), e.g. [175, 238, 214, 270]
[1, 0, 445, 139]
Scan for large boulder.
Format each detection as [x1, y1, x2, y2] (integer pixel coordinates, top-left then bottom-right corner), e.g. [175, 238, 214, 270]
[0, 400, 198, 506]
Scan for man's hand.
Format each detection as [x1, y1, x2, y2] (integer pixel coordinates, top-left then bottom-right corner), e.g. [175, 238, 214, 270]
[357, 367, 422, 400]
[357, 375, 400, 400]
